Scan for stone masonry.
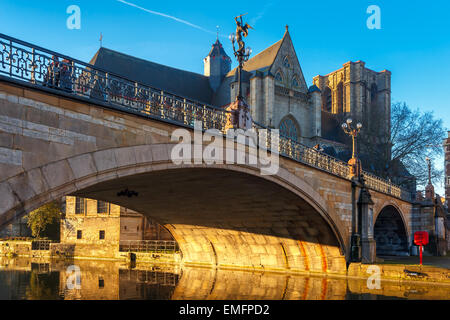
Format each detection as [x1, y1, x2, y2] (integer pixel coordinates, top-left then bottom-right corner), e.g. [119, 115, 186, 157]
[0, 80, 414, 274]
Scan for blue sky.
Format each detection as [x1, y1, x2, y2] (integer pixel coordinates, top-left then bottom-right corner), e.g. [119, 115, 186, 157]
[1, 0, 449, 192]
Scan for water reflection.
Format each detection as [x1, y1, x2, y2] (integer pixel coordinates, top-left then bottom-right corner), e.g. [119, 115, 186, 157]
[0, 257, 448, 300]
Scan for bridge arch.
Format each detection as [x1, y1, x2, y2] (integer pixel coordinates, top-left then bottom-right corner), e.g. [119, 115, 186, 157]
[1, 143, 348, 274]
[374, 204, 409, 256]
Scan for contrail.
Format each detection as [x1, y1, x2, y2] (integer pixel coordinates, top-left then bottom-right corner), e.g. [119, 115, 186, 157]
[250, 1, 274, 27]
[116, 0, 216, 35]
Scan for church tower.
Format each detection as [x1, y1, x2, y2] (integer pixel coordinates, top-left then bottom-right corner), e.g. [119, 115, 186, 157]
[204, 38, 231, 92]
[313, 61, 391, 162]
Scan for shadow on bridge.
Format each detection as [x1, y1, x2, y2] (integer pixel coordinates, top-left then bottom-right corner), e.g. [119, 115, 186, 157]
[374, 205, 409, 256]
[70, 167, 347, 275]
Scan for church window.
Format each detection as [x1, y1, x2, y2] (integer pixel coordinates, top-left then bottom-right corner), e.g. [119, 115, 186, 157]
[99, 230, 105, 240]
[279, 118, 298, 141]
[322, 87, 332, 112]
[283, 56, 290, 68]
[77, 230, 82, 239]
[337, 82, 344, 113]
[292, 76, 299, 88]
[275, 71, 283, 82]
[370, 83, 378, 106]
[370, 83, 378, 131]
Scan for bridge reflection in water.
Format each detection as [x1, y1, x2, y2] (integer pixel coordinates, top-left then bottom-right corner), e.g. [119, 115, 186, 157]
[0, 258, 449, 300]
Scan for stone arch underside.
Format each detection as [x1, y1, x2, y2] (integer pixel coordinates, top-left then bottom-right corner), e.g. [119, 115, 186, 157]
[71, 167, 346, 274]
[374, 205, 409, 256]
[1, 147, 347, 274]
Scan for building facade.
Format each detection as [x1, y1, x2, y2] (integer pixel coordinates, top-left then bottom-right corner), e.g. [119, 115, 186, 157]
[313, 61, 391, 161]
[0, 216, 30, 238]
[61, 196, 173, 247]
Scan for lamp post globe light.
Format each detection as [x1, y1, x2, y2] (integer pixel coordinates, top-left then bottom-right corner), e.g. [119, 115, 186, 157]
[341, 118, 363, 179]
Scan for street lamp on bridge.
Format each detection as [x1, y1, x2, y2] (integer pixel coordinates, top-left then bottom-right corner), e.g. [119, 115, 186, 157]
[226, 14, 254, 130]
[341, 118, 363, 180]
[341, 118, 373, 263]
[229, 27, 252, 101]
[425, 156, 435, 199]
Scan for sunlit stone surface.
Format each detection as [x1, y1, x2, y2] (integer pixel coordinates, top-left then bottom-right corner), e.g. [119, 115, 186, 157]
[0, 258, 448, 300]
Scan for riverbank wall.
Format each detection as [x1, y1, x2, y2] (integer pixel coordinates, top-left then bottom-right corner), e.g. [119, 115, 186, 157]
[0, 240, 181, 265]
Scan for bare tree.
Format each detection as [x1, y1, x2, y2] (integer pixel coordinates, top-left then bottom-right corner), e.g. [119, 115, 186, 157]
[389, 102, 445, 188]
[359, 102, 445, 189]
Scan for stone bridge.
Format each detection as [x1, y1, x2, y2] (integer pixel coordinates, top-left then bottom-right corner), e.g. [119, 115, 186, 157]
[0, 34, 414, 275]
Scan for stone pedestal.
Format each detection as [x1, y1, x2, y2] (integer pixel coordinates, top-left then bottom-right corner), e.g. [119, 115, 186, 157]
[348, 157, 361, 179]
[350, 234, 361, 262]
[226, 98, 252, 130]
[361, 239, 376, 264]
[358, 186, 376, 264]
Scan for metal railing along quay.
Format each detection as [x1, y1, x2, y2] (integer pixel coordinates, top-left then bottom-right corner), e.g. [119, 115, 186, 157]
[31, 240, 51, 251]
[119, 240, 179, 253]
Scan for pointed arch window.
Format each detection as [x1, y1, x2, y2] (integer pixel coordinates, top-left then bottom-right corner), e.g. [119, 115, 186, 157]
[279, 118, 298, 142]
[370, 83, 378, 106]
[337, 82, 343, 113]
[292, 76, 299, 88]
[369, 83, 378, 132]
[275, 71, 283, 82]
[283, 56, 290, 68]
[322, 87, 332, 112]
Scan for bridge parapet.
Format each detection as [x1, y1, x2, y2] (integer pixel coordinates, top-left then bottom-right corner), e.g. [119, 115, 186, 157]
[0, 33, 410, 202]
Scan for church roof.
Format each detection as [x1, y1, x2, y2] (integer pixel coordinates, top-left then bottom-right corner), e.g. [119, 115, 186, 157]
[226, 37, 284, 77]
[89, 47, 213, 104]
[206, 39, 231, 60]
[308, 84, 321, 93]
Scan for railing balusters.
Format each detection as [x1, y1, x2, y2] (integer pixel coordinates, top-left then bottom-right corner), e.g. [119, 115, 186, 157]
[119, 240, 180, 253]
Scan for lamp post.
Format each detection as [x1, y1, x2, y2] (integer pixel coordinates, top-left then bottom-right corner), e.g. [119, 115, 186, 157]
[425, 156, 435, 199]
[341, 118, 363, 179]
[229, 15, 252, 102]
[342, 118, 364, 262]
[226, 15, 253, 130]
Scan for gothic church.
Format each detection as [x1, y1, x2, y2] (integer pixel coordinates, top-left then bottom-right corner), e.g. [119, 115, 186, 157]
[89, 27, 391, 161]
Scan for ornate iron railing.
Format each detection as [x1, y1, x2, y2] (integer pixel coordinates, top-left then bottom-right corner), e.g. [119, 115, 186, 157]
[254, 121, 350, 179]
[0, 33, 411, 201]
[0, 33, 228, 132]
[254, 121, 411, 200]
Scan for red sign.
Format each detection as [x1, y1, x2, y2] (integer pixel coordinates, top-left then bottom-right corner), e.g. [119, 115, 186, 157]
[414, 231, 429, 246]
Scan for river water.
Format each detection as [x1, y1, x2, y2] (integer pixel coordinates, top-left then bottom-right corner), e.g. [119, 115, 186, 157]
[0, 257, 448, 300]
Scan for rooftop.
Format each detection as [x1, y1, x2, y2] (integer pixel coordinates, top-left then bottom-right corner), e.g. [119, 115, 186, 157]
[89, 47, 214, 104]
